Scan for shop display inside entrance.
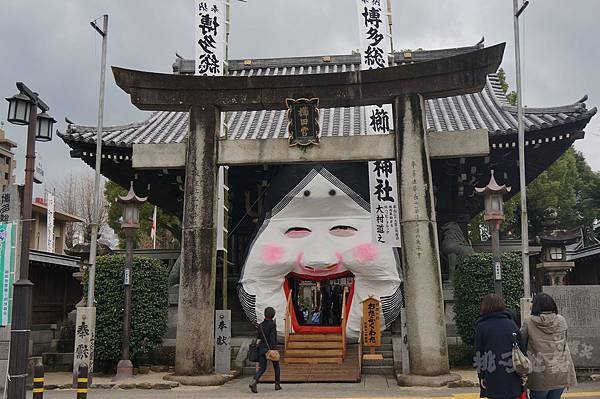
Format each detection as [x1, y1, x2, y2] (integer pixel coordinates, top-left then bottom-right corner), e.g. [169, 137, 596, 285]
[287, 276, 354, 326]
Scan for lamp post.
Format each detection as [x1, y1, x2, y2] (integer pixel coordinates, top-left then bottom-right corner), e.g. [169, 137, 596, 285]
[5, 82, 55, 398]
[476, 170, 511, 296]
[115, 183, 147, 380]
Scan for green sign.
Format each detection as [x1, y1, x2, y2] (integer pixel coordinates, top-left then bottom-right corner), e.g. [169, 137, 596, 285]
[0, 223, 16, 326]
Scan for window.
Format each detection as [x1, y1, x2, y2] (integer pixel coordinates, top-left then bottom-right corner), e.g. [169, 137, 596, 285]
[549, 247, 563, 261]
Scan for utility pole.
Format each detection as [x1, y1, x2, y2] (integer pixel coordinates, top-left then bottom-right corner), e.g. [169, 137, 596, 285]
[513, 1, 532, 314]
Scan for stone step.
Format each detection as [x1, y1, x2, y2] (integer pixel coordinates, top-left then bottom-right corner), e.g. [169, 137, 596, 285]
[361, 365, 395, 375]
[362, 358, 394, 367]
[374, 343, 393, 352]
[374, 350, 393, 358]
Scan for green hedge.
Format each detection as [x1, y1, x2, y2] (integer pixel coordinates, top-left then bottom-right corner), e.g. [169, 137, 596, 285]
[453, 252, 523, 346]
[85, 255, 169, 371]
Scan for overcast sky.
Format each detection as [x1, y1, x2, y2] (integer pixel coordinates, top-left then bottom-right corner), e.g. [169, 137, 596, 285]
[1, 0, 599, 193]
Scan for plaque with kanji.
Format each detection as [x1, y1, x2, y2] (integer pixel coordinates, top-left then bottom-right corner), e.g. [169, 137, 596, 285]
[286, 98, 320, 147]
[362, 296, 383, 360]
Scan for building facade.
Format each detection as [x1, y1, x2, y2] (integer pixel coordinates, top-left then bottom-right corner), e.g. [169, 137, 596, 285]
[0, 127, 17, 192]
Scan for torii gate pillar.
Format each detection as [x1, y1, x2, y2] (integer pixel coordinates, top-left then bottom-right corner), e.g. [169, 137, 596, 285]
[175, 105, 220, 375]
[395, 95, 458, 385]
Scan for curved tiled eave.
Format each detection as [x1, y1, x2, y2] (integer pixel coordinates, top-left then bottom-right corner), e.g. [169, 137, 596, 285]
[59, 79, 596, 149]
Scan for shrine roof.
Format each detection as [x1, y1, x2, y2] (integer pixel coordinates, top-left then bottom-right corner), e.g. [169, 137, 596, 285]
[59, 44, 596, 149]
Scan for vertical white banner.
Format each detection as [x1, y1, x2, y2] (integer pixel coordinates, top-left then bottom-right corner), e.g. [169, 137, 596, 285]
[196, 1, 228, 251]
[195, 0, 227, 76]
[368, 161, 401, 246]
[151, 205, 157, 249]
[357, 0, 393, 135]
[358, 0, 401, 246]
[0, 223, 15, 326]
[216, 167, 227, 251]
[46, 193, 55, 253]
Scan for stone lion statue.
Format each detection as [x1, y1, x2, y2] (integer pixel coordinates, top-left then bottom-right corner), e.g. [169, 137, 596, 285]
[440, 222, 474, 280]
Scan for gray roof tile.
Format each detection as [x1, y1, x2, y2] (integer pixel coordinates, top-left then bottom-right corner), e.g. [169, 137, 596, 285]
[60, 47, 597, 148]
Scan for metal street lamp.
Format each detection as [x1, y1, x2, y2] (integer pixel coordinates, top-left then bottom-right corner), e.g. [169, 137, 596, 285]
[115, 183, 147, 380]
[4, 82, 54, 399]
[5, 91, 32, 125]
[35, 111, 56, 142]
[476, 170, 511, 296]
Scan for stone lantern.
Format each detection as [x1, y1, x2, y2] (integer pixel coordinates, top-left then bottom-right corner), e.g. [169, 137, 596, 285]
[475, 170, 511, 295]
[537, 212, 580, 286]
[115, 183, 147, 380]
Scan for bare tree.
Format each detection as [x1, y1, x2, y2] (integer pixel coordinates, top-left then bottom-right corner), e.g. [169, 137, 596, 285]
[54, 172, 109, 248]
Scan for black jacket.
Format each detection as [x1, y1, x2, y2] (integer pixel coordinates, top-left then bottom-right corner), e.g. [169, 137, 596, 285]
[474, 310, 525, 399]
[257, 319, 277, 356]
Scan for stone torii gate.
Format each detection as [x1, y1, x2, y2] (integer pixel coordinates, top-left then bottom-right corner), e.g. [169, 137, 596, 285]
[112, 43, 504, 383]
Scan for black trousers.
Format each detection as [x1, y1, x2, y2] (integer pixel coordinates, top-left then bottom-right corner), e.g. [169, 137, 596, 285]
[254, 354, 281, 383]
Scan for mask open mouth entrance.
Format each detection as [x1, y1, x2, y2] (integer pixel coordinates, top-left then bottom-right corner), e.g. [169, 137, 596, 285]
[283, 271, 354, 334]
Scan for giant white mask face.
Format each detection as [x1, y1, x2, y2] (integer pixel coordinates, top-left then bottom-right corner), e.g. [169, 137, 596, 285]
[239, 168, 402, 338]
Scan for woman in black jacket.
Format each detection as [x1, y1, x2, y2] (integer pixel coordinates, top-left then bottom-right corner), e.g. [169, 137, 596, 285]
[474, 293, 526, 399]
[249, 307, 281, 393]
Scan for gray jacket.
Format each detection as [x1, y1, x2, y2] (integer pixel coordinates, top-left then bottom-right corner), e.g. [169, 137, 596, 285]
[521, 312, 577, 391]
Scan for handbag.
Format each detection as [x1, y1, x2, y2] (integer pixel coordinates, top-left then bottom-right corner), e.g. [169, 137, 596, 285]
[512, 332, 532, 376]
[259, 323, 280, 362]
[248, 339, 259, 362]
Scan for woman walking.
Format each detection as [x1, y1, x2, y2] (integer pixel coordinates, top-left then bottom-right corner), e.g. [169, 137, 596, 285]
[249, 307, 281, 393]
[521, 293, 576, 399]
[474, 293, 526, 399]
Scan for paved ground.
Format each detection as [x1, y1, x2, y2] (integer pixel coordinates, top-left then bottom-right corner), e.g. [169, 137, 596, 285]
[27, 375, 600, 398]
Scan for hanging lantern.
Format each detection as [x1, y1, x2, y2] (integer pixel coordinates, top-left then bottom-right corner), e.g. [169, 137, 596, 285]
[36, 111, 56, 142]
[5, 91, 32, 125]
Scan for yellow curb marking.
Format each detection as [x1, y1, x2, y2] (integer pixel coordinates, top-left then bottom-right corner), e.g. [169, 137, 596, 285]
[328, 393, 600, 399]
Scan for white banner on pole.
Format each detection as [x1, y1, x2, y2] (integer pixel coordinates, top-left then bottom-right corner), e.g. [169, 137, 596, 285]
[195, 0, 227, 76]
[368, 161, 401, 247]
[196, 0, 228, 251]
[358, 0, 400, 246]
[46, 193, 55, 253]
[0, 223, 16, 326]
[216, 167, 228, 251]
[357, 0, 393, 134]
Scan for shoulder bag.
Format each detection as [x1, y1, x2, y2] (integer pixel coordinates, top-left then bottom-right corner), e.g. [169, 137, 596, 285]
[259, 323, 280, 362]
[248, 338, 259, 362]
[512, 332, 532, 376]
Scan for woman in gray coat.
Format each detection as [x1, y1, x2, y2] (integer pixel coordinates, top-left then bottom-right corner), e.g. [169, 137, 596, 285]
[521, 293, 577, 399]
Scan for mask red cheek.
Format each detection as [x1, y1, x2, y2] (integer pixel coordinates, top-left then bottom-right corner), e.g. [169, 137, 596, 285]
[353, 243, 378, 263]
[262, 244, 284, 265]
